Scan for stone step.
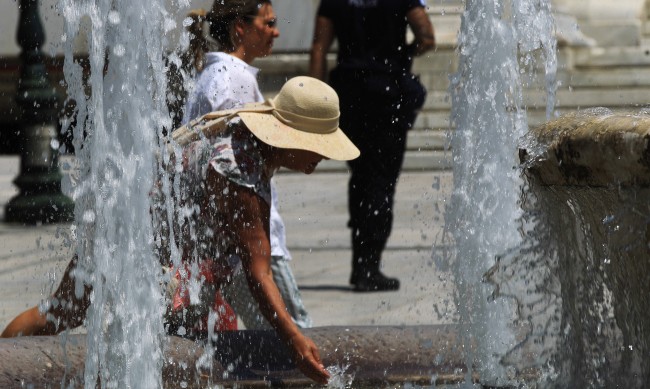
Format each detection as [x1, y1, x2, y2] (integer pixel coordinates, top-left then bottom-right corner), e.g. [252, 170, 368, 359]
[564, 67, 650, 88]
[422, 91, 452, 110]
[310, 149, 451, 173]
[642, 1, 650, 37]
[428, 0, 464, 12]
[416, 105, 648, 132]
[526, 87, 650, 109]
[428, 13, 462, 48]
[300, 128, 450, 173]
[573, 46, 650, 68]
[414, 110, 452, 130]
[414, 112, 557, 133]
[415, 103, 647, 135]
[408, 128, 449, 150]
[421, 87, 650, 112]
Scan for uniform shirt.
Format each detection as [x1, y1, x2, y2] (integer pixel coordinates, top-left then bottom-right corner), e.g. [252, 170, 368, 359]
[183, 52, 291, 260]
[317, 0, 425, 74]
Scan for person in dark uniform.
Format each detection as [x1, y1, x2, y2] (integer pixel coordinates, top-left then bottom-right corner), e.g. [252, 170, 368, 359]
[310, 0, 435, 292]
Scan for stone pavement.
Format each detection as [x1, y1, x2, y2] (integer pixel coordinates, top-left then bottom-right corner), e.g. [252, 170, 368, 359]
[0, 156, 457, 332]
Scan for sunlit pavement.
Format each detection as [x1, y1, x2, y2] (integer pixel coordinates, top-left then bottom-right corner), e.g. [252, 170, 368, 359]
[0, 155, 457, 332]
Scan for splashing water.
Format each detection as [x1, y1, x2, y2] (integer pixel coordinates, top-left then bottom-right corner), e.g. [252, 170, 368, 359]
[59, 0, 188, 386]
[53, 0, 560, 386]
[443, 0, 556, 386]
[326, 364, 355, 389]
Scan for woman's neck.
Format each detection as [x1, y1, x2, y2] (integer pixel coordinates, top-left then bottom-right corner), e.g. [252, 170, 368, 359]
[260, 146, 282, 177]
[227, 48, 254, 65]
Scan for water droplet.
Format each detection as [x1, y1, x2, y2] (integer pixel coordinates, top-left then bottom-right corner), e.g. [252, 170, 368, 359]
[164, 18, 176, 33]
[83, 210, 95, 223]
[113, 44, 125, 57]
[108, 11, 120, 24]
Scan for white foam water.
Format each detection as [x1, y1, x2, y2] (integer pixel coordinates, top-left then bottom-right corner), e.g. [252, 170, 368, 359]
[443, 0, 556, 386]
[58, 0, 188, 386]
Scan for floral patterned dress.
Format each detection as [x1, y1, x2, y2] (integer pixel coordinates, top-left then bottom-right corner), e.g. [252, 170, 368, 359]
[167, 118, 273, 333]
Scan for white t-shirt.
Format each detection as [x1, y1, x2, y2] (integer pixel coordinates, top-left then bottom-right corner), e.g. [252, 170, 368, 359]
[183, 52, 291, 260]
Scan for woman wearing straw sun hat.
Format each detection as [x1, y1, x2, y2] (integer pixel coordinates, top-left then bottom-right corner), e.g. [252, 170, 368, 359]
[2, 76, 357, 385]
[166, 76, 358, 384]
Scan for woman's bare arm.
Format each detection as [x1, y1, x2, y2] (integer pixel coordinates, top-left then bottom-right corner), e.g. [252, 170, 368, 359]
[1, 256, 91, 337]
[205, 169, 329, 384]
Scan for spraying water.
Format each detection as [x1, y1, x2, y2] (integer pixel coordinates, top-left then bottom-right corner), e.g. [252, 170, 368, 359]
[445, 0, 556, 386]
[59, 0, 188, 386]
[52, 0, 559, 386]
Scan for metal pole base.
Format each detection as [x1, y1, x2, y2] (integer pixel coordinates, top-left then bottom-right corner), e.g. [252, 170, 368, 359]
[7, 0, 75, 225]
[4, 124, 74, 225]
[5, 191, 74, 224]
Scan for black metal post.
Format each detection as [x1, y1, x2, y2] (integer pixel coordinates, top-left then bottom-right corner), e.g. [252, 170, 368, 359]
[5, 0, 74, 224]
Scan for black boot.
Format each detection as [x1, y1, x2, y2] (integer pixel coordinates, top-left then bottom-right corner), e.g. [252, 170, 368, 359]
[350, 245, 399, 292]
[352, 270, 400, 292]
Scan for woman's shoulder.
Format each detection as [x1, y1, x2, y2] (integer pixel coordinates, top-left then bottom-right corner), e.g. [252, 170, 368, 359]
[199, 61, 259, 102]
[206, 121, 272, 205]
[202, 53, 257, 78]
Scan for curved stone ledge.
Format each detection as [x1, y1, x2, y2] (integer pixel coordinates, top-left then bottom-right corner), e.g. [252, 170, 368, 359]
[516, 110, 650, 386]
[519, 110, 650, 187]
[0, 325, 474, 388]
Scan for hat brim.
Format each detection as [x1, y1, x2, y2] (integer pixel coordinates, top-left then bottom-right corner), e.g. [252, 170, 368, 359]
[239, 112, 360, 161]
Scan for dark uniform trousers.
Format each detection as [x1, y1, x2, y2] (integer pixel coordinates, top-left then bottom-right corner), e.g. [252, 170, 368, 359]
[330, 68, 425, 281]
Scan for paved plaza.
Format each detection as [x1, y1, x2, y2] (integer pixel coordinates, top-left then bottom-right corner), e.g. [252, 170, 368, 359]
[0, 156, 457, 333]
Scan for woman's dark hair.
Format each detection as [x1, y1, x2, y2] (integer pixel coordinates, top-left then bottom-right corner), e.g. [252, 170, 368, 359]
[186, 0, 272, 72]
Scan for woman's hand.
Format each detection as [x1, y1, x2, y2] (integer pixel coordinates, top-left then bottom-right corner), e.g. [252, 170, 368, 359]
[207, 173, 329, 384]
[288, 332, 330, 384]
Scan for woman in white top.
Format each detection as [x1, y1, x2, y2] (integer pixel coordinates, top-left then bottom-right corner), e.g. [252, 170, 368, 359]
[182, 0, 311, 329]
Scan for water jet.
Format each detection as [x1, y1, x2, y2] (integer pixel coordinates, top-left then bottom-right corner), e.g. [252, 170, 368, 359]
[12, 0, 648, 388]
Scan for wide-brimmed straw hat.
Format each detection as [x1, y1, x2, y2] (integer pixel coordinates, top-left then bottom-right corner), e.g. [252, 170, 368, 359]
[171, 76, 360, 161]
